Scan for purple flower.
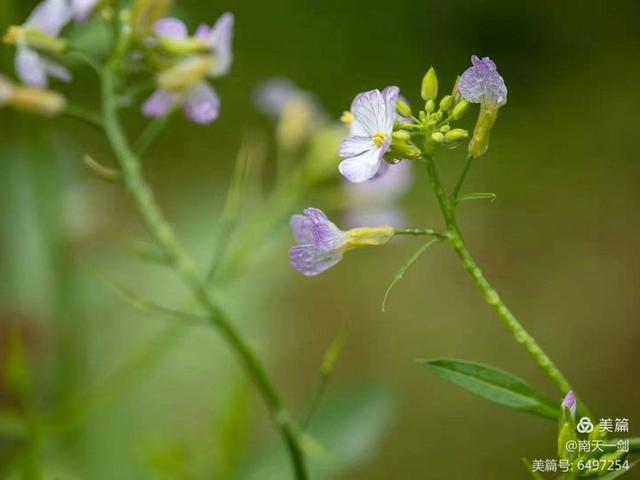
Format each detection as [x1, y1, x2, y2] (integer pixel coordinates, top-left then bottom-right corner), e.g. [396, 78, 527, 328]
[14, 0, 72, 87]
[338, 86, 400, 183]
[458, 55, 507, 107]
[142, 13, 233, 124]
[143, 80, 221, 124]
[289, 208, 348, 276]
[561, 390, 576, 417]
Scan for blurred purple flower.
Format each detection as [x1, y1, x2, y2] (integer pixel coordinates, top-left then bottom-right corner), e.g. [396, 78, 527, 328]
[561, 390, 576, 417]
[289, 208, 348, 276]
[343, 161, 413, 228]
[14, 0, 72, 87]
[458, 55, 507, 107]
[339, 86, 399, 183]
[142, 13, 233, 124]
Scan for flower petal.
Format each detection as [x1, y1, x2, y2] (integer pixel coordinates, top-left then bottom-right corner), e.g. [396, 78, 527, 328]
[290, 214, 315, 245]
[183, 82, 220, 124]
[16, 46, 47, 87]
[349, 89, 384, 136]
[25, 0, 72, 35]
[339, 135, 374, 158]
[142, 89, 177, 118]
[459, 55, 507, 107]
[154, 17, 188, 40]
[289, 245, 342, 276]
[207, 12, 234, 77]
[338, 146, 384, 183]
[381, 86, 400, 133]
[71, 0, 98, 21]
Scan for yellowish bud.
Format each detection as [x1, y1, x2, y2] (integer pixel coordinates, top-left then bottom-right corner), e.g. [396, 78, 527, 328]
[396, 99, 412, 118]
[439, 95, 453, 112]
[431, 132, 445, 144]
[157, 56, 213, 91]
[9, 84, 66, 116]
[424, 99, 435, 113]
[392, 130, 410, 141]
[450, 100, 470, 120]
[445, 128, 468, 143]
[340, 110, 353, 126]
[421, 67, 438, 101]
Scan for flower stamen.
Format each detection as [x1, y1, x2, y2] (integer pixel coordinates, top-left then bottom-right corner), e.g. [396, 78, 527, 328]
[372, 131, 387, 147]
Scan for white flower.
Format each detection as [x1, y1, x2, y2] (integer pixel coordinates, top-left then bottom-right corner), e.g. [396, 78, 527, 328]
[338, 86, 399, 183]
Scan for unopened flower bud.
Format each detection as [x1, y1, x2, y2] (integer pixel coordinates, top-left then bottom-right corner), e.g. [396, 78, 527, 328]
[9, 83, 66, 116]
[424, 99, 435, 113]
[430, 111, 443, 122]
[439, 125, 451, 133]
[439, 95, 453, 112]
[450, 99, 470, 120]
[431, 132, 445, 144]
[340, 110, 353, 126]
[421, 67, 438, 101]
[157, 55, 213, 91]
[396, 99, 412, 118]
[392, 130, 410, 141]
[130, 0, 172, 37]
[4, 26, 66, 55]
[445, 128, 468, 143]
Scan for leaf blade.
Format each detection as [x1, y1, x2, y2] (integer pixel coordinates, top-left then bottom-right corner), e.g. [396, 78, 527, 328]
[421, 358, 559, 421]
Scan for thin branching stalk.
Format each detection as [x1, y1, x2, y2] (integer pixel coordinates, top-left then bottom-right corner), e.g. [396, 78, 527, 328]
[421, 152, 588, 411]
[100, 66, 309, 480]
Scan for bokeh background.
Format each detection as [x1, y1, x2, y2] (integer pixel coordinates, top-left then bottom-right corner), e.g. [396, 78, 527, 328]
[1, 0, 640, 478]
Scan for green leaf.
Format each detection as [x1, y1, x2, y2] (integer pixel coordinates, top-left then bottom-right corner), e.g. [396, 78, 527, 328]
[381, 238, 440, 312]
[235, 384, 395, 480]
[421, 358, 559, 421]
[458, 192, 497, 203]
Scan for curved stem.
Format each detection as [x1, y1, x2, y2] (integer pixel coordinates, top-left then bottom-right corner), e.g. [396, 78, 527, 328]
[450, 154, 473, 201]
[422, 153, 583, 404]
[100, 68, 308, 479]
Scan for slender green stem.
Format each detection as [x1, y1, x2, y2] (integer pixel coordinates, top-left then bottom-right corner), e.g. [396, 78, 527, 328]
[100, 67, 308, 480]
[422, 153, 578, 400]
[134, 112, 175, 157]
[450, 154, 473, 201]
[395, 228, 446, 238]
[64, 104, 104, 131]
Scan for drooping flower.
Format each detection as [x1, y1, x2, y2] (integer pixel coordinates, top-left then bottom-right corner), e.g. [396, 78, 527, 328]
[338, 86, 400, 183]
[142, 13, 234, 124]
[458, 55, 507, 107]
[254, 77, 325, 149]
[561, 390, 577, 418]
[343, 161, 413, 228]
[457, 55, 507, 158]
[8, 0, 72, 87]
[289, 208, 394, 276]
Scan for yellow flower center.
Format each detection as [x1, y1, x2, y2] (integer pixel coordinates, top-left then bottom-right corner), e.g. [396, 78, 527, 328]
[372, 131, 387, 147]
[340, 110, 353, 126]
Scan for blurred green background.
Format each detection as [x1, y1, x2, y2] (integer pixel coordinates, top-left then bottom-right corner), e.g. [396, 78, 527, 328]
[1, 0, 640, 478]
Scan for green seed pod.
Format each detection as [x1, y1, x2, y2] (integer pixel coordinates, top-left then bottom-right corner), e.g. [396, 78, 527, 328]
[421, 67, 438, 101]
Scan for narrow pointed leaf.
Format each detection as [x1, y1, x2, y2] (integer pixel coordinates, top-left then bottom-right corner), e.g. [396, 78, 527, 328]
[421, 358, 559, 420]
